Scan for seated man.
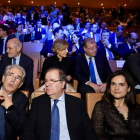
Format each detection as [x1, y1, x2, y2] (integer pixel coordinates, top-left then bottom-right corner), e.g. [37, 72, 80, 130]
[40, 27, 63, 57]
[97, 29, 120, 60]
[85, 23, 101, 42]
[73, 18, 84, 31]
[0, 38, 34, 96]
[75, 38, 112, 100]
[15, 13, 25, 25]
[109, 25, 124, 47]
[66, 24, 74, 44]
[0, 65, 28, 140]
[34, 20, 46, 40]
[22, 68, 97, 140]
[123, 53, 140, 94]
[79, 21, 90, 38]
[119, 32, 140, 60]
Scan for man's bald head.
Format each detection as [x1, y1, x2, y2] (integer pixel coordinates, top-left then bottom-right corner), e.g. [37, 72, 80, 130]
[6, 39, 22, 58]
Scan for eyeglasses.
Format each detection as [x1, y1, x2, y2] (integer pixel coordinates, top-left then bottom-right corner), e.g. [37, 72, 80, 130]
[45, 79, 63, 84]
[6, 72, 22, 82]
[86, 46, 99, 50]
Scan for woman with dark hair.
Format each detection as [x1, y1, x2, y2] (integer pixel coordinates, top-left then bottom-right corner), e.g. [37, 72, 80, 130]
[40, 39, 74, 82]
[40, 6, 48, 25]
[68, 32, 84, 59]
[91, 70, 140, 140]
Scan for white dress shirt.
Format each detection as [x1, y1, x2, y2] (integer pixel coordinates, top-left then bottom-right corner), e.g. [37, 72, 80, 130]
[51, 93, 70, 140]
[12, 53, 21, 65]
[85, 54, 102, 84]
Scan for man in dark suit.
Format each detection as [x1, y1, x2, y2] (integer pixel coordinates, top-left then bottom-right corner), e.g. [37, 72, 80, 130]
[34, 20, 46, 40]
[97, 29, 120, 60]
[123, 53, 140, 94]
[119, 32, 140, 60]
[75, 38, 112, 100]
[0, 38, 34, 96]
[73, 18, 84, 31]
[40, 27, 63, 57]
[109, 26, 124, 46]
[0, 65, 28, 140]
[22, 68, 97, 140]
[85, 23, 101, 42]
[0, 24, 10, 56]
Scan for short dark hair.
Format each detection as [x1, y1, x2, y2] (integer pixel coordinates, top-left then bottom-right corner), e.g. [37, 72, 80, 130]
[53, 27, 62, 36]
[102, 70, 136, 107]
[101, 29, 110, 36]
[0, 24, 9, 35]
[83, 38, 95, 48]
[116, 26, 124, 31]
[45, 68, 67, 89]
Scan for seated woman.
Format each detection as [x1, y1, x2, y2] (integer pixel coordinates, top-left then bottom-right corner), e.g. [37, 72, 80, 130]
[40, 39, 74, 82]
[68, 32, 85, 59]
[91, 70, 140, 140]
[11, 24, 25, 42]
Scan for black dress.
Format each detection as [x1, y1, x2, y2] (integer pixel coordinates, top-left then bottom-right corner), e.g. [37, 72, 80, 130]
[91, 100, 140, 140]
[40, 55, 74, 80]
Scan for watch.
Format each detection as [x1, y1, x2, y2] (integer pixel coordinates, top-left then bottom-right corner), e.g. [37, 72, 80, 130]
[6, 105, 14, 112]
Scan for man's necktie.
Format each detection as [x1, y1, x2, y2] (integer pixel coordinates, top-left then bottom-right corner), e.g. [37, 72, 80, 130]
[13, 58, 16, 65]
[0, 106, 6, 140]
[89, 58, 97, 84]
[50, 100, 60, 140]
[107, 49, 114, 60]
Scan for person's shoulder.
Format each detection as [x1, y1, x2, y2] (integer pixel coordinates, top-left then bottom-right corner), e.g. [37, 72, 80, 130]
[32, 93, 49, 103]
[15, 90, 28, 103]
[75, 54, 85, 60]
[21, 53, 33, 62]
[94, 100, 109, 109]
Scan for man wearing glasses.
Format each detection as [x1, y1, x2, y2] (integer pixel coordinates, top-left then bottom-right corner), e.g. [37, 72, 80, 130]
[75, 38, 112, 100]
[22, 68, 97, 140]
[0, 65, 28, 140]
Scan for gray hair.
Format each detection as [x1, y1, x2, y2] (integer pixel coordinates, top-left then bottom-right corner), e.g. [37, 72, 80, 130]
[4, 65, 26, 82]
[8, 38, 22, 49]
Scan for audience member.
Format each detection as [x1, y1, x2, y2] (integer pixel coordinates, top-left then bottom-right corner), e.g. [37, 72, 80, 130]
[40, 27, 63, 57]
[0, 24, 10, 56]
[123, 53, 140, 94]
[0, 38, 34, 96]
[119, 32, 140, 59]
[75, 38, 112, 100]
[0, 14, 5, 24]
[49, 4, 60, 25]
[40, 6, 48, 25]
[22, 68, 98, 140]
[62, 3, 70, 25]
[92, 70, 140, 139]
[73, 18, 84, 31]
[68, 32, 84, 59]
[15, 13, 25, 25]
[0, 65, 28, 140]
[40, 39, 73, 82]
[97, 29, 120, 60]
[79, 21, 90, 37]
[11, 24, 25, 42]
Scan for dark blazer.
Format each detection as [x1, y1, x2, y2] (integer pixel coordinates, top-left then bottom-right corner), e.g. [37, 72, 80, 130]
[0, 53, 34, 96]
[22, 93, 97, 140]
[40, 55, 74, 80]
[26, 10, 39, 23]
[109, 32, 123, 44]
[0, 36, 10, 55]
[123, 53, 140, 86]
[0, 86, 28, 140]
[118, 43, 140, 60]
[34, 28, 46, 40]
[73, 23, 84, 30]
[40, 39, 53, 57]
[97, 40, 121, 59]
[75, 53, 112, 88]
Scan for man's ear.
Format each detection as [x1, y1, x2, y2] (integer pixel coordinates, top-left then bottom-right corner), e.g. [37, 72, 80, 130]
[61, 81, 65, 89]
[17, 46, 21, 52]
[18, 82, 23, 89]
[2, 75, 5, 83]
